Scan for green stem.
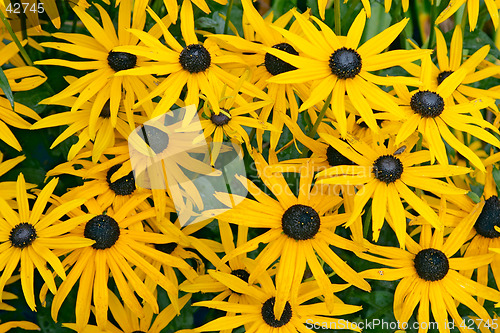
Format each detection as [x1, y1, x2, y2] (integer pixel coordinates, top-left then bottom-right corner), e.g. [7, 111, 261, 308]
[300, 91, 332, 158]
[341, 0, 359, 28]
[248, 127, 257, 143]
[427, 2, 437, 49]
[408, 0, 423, 45]
[223, 0, 234, 35]
[0, 10, 33, 66]
[477, 6, 490, 31]
[363, 204, 372, 239]
[21, 14, 27, 40]
[307, 92, 331, 138]
[151, 0, 164, 17]
[460, 6, 468, 37]
[392, 4, 407, 49]
[334, 0, 341, 35]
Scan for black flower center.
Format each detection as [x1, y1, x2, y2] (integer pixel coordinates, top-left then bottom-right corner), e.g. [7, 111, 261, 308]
[154, 242, 178, 254]
[414, 248, 449, 281]
[179, 44, 211, 73]
[437, 70, 454, 85]
[282, 204, 320, 240]
[100, 100, 111, 118]
[474, 196, 500, 238]
[9, 223, 37, 248]
[139, 125, 170, 154]
[329, 47, 362, 79]
[84, 215, 120, 250]
[106, 164, 136, 196]
[107, 51, 137, 72]
[410, 90, 445, 118]
[261, 297, 292, 328]
[230, 269, 250, 283]
[264, 43, 299, 76]
[326, 145, 355, 167]
[372, 155, 403, 183]
[211, 111, 231, 126]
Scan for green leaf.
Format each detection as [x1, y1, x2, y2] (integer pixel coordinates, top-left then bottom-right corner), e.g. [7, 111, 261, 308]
[467, 191, 481, 204]
[196, 12, 226, 34]
[0, 67, 15, 110]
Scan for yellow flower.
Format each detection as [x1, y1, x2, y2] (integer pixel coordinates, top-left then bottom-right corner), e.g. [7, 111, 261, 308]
[197, 76, 276, 162]
[215, 151, 370, 319]
[316, 133, 470, 247]
[361, 221, 500, 333]
[35, 0, 156, 134]
[264, 10, 428, 137]
[459, 164, 500, 306]
[403, 25, 500, 104]
[210, 1, 313, 151]
[113, 0, 267, 119]
[49, 197, 195, 331]
[394, 55, 500, 171]
[0, 174, 92, 311]
[194, 270, 361, 332]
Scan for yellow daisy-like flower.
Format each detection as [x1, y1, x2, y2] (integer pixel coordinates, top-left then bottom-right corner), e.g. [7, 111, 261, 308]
[210, 1, 314, 151]
[265, 10, 428, 137]
[215, 151, 370, 319]
[361, 221, 500, 333]
[49, 197, 195, 331]
[197, 76, 276, 162]
[394, 55, 500, 171]
[403, 25, 500, 104]
[35, 0, 156, 134]
[436, 0, 500, 31]
[316, 133, 470, 247]
[113, 0, 267, 118]
[456, 164, 500, 305]
[64, 292, 191, 333]
[0, 173, 92, 311]
[194, 271, 361, 333]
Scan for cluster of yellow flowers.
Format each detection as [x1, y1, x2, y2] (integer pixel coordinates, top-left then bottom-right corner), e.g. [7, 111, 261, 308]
[1, 0, 500, 332]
